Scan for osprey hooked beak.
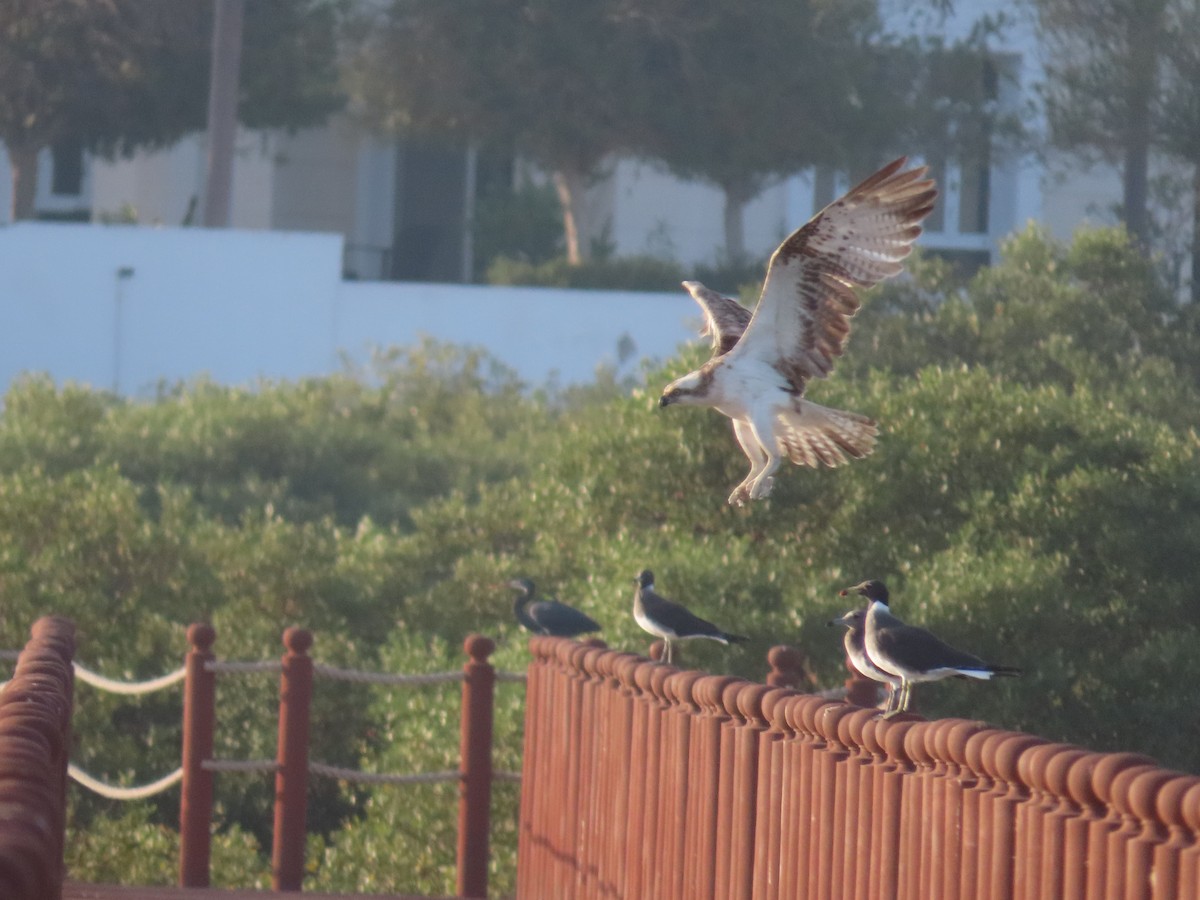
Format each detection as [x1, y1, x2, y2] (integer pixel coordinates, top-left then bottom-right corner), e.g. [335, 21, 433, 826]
[659, 391, 676, 408]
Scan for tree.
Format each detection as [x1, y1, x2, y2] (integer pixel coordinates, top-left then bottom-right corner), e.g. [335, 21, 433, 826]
[614, 0, 884, 263]
[345, 0, 649, 264]
[0, 0, 344, 222]
[1, 1, 175, 220]
[614, 3, 1017, 264]
[1158, 1, 1200, 302]
[1036, 0, 1171, 248]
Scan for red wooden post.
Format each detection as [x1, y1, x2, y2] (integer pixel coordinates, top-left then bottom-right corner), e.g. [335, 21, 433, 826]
[765, 645, 814, 690]
[1088, 752, 1155, 900]
[458, 633, 496, 900]
[179, 623, 217, 888]
[32, 614, 76, 892]
[1151, 775, 1200, 900]
[272, 627, 314, 892]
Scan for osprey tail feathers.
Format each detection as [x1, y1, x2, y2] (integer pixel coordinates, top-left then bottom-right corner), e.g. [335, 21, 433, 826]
[776, 400, 877, 468]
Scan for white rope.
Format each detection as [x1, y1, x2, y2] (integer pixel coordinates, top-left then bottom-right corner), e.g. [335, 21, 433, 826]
[308, 762, 462, 785]
[494, 771, 522, 783]
[0, 650, 19, 661]
[202, 758, 279, 775]
[68, 763, 183, 800]
[205, 660, 283, 675]
[73, 662, 187, 695]
[496, 672, 527, 684]
[312, 663, 463, 686]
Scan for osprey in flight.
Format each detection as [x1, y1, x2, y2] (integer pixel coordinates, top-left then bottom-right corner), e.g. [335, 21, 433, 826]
[660, 158, 937, 505]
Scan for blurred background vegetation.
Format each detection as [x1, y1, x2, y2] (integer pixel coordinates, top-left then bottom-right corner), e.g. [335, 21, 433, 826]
[1, 226, 1197, 893]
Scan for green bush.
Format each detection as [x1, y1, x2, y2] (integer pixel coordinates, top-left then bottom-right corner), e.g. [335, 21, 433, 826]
[2, 224, 1196, 890]
[486, 254, 686, 291]
[472, 180, 564, 274]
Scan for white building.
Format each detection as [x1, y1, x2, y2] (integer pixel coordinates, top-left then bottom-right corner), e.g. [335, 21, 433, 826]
[0, 0, 1153, 283]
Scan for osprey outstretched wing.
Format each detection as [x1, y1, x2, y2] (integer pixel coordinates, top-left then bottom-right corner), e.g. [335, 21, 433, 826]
[681, 281, 752, 357]
[663, 158, 937, 505]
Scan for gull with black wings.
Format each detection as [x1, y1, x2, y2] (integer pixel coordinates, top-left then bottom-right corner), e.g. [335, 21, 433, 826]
[632, 569, 746, 665]
[508, 577, 601, 638]
[841, 579, 1019, 716]
[829, 606, 903, 713]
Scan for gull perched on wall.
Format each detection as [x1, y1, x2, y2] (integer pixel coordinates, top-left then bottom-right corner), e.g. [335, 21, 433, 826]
[632, 569, 746, 665]
[842, 579, 1020, 716]
[508, 578, 601, 638]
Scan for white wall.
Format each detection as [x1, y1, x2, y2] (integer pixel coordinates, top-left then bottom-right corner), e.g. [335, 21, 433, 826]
[0, 222, 698, 397]
[335, 280, 695, 386]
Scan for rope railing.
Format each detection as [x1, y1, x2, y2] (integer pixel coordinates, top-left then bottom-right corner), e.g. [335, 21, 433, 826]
[21, 640, 524, 823]
[202, 758, 278, 775]
[2, 625, 539, 898]
[68, 763, 184, 801]
[205, 659, 282, 676]
[1, 652, 526, 692]
[312, 662, 463, 686]
[309, 762, 461, 785]
[73, 662, 187, 695]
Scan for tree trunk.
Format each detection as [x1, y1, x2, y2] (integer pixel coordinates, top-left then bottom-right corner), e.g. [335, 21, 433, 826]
[1192, 164, 1200, 305]
[203, 0, 245, 227]
[1122, 108, 1151, 248]
[1122, 8, 1160, 250]
[722, 180, 757, 264]
[723, 191, 746, 264]
[7, 142, 40, 222]
[552, 167, 588, 264]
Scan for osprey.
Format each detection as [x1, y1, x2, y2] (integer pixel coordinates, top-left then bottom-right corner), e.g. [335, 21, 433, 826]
[661, 158, 937, 505]
[841, 579, 1019, 716]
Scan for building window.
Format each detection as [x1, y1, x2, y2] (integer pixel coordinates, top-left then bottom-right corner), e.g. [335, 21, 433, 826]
[51, 141, 83, 196]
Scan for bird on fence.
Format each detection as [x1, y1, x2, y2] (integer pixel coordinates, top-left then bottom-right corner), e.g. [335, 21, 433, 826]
[507, 578, 601, 638]
[659, 158, 937, 506]
[841, 579, 1020, 716]
[828, 606, 902, 713]
[633, 569, 747, 665]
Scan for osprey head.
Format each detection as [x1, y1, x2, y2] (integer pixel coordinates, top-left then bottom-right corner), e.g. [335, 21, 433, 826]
[659, 369, 711, 408]
[839, 580, 890, 605]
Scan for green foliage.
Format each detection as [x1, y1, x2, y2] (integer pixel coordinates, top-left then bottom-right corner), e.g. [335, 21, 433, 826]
[486, 254, 686, 291]
[472, 179, 564, 274]
[6, 226, 1199, 887]
[0, 342, 539, 529]
[0, 0, 346, 219]
[65, 804, 269, 889]
[486, 248, 769, 295]
[306, 634, 527, 897]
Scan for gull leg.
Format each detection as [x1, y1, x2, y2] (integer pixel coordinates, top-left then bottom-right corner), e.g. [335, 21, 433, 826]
[883, 681, 910, 719]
